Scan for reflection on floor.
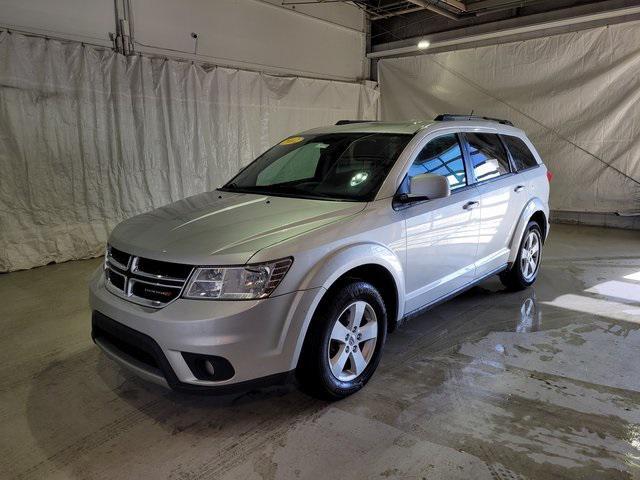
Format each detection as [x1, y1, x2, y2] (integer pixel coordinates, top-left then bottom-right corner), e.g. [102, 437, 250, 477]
[1, 224, 639, 479]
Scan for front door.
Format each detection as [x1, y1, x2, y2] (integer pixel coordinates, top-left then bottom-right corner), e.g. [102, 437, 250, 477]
[402, 133, 481, 314]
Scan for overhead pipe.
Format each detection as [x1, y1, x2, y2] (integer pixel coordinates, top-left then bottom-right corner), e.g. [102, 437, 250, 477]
[113, 0, 134, 55]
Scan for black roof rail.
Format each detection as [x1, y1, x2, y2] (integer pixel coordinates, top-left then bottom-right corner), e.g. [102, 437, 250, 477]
[335, 120, 376, 125]
[434, 114, 514, 126]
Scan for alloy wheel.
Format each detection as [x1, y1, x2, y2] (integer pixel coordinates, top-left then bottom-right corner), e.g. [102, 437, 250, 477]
[327, 301, 378, 382]
[520, 230, 541, 281]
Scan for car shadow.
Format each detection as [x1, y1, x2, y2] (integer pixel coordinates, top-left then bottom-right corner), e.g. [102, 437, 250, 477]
[22, 344, 326, 478]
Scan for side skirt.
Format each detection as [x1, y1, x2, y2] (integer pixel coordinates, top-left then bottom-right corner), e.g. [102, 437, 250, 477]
[400, 264, 509, 324]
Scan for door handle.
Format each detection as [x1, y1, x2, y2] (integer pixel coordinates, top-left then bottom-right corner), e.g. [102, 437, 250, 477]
[514, 185, 525, 193]
[463, 201, 479, 210]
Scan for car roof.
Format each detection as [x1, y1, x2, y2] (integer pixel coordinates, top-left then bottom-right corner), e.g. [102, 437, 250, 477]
[300, 120, 525, 137]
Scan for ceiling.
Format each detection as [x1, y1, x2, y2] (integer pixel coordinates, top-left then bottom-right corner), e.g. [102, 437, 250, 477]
[350, 0, 640, 46]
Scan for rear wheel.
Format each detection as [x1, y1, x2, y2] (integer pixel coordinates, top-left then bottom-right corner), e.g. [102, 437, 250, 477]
[500, 221, 543, 291]
[296, 281, 387, 400]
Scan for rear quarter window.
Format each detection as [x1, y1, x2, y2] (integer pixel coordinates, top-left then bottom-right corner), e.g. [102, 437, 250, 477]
[502, 135, 539, 171]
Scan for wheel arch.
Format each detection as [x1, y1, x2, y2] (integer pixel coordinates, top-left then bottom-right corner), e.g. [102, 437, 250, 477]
[507, 198, 549, 264]
[290, 243, 405, 369]
[322, 263, 400, 334]
[530, 210, 547, 241]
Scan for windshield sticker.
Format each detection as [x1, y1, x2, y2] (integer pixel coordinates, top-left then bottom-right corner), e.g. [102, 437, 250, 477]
[280, 136, 304, 146]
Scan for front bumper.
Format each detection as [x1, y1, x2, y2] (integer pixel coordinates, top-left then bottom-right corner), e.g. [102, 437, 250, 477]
[89, 269, 322, 391]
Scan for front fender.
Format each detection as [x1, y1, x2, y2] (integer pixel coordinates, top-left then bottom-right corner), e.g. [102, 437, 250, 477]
[507, 197, 549, 264]
[301, 242, 404, 301]
[287, 242, 405, 369]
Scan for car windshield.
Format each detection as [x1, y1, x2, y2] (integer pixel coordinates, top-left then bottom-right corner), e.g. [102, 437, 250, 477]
[220, 132, 413, 201]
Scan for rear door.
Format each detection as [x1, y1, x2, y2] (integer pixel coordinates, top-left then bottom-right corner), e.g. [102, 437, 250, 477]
[462, 132, 523, 278]
[501, 133, 547, 208]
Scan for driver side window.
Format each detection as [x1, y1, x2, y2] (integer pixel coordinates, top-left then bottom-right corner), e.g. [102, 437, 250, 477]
[402, 134, 467, 193]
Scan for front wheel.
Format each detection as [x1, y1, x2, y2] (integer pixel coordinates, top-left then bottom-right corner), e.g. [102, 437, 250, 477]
[296, 281, 387, 400]
[500, 221, 543, 291]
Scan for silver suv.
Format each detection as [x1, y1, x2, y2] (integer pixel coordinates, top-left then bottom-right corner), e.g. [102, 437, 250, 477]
[90, 115, 550, 399]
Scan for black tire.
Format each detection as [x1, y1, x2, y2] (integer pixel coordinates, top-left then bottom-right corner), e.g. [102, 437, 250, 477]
[296, 281, 387, 401]
[500, 221, 543, 291]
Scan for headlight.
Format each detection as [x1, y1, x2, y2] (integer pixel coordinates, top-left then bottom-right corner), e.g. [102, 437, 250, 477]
[183, 257, 293, 300]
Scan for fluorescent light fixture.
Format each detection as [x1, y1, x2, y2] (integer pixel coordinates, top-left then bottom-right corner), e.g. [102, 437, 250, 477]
[417, 40, 431, 50]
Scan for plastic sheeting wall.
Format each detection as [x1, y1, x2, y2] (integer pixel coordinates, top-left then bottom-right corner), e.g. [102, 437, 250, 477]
[0, 32, 379, 271]
[379, 21, 640, 216]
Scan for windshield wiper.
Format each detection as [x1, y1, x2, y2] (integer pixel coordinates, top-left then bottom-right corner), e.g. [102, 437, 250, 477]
[222, 182, 240, 191]
[221, 183, 340, 200]
[257, 184, 338, 198]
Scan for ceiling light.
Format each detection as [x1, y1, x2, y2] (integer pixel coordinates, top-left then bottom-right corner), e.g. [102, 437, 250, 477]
[417, 40, 431, 50]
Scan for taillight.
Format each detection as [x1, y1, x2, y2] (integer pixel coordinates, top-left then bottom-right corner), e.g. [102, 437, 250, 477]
[546, 170, 553, 182]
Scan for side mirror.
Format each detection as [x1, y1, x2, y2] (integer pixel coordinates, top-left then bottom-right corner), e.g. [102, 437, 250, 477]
[397, 173, 450, 203]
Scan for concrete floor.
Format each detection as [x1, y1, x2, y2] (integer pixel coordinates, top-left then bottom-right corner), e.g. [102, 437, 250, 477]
[1, 224, 640, 479]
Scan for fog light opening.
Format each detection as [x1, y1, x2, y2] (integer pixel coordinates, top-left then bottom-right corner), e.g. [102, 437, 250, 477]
[203, 359, 216, 377]
[182, 352, 235, 381]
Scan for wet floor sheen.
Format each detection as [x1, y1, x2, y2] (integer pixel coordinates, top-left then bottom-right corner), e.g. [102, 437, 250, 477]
[1, 224, 639, 479]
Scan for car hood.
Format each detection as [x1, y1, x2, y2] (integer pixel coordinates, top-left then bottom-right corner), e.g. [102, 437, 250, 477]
[109, 191, 365, 265]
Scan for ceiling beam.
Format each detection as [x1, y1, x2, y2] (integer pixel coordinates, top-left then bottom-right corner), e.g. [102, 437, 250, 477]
[468, 0, 548, 17]
[370, 6, 425, 20]
[439, 0, 467, 11]
[467, 0, 525, 11]
[405, 0, 461, 20]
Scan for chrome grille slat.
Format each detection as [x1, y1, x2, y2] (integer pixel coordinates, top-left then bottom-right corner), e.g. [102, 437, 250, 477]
[130, 257, 187, 283]
[106, 259, 127, 274]
[105, 246, 193, 308]
[107, 246, 131, 271]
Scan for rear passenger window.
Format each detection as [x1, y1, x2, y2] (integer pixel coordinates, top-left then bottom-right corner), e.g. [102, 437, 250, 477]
[502, 135, 538, 171]
[466, 133, 511, 182]
[407, 134, 467, 191]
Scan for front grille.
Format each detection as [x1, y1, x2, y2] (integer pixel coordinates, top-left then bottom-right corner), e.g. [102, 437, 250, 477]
[105, 245, 193, 308]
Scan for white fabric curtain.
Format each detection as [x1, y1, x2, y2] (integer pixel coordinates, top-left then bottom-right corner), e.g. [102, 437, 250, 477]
[0, 32, 379, 271]
[378, 21, 640, 215]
